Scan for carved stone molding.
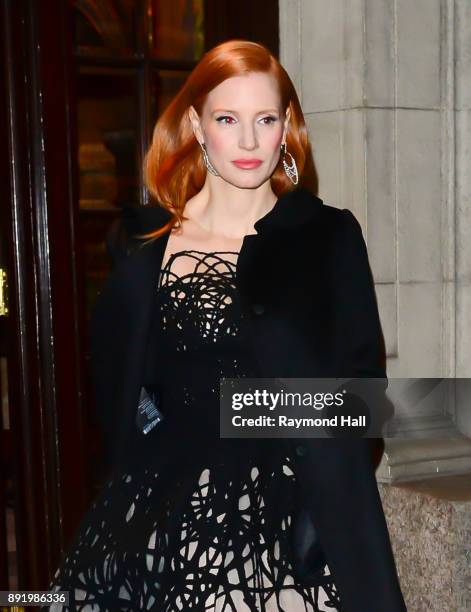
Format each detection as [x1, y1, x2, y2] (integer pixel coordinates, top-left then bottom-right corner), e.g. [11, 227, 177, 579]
[377, 435, 471, 484]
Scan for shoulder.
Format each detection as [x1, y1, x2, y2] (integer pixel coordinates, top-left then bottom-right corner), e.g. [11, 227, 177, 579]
[322, 205, 368, 265]
[318, 201, 361, 232]
[318, 206, 373, 281]
[294, 199, 369, 279]
[122, 202, 172, 233]
[300, 193, 364, 245]
[105, 202, 172, 265]
[91, 229, 165, 329]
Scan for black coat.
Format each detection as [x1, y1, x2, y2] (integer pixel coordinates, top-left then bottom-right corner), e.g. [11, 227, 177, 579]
[89, 186, 407, 612]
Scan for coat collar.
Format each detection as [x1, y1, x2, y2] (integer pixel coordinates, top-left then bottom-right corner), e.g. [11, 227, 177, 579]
[123, 186, 324, 238]
[253, 186, 323, 233]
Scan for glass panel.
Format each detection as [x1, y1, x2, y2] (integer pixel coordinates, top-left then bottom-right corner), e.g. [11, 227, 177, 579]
[73, 0, 137, 57]
[150, 69, 191, 123]
[148, 0, 205, 61]
[77, 66, 140, 210]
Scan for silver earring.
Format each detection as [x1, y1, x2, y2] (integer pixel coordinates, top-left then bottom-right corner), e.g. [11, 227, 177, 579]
[200, 142, 219, 176]
[280, 142, 299, 185]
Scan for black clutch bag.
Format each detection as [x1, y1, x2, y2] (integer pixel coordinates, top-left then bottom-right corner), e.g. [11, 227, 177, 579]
[136, 384, 164, 435]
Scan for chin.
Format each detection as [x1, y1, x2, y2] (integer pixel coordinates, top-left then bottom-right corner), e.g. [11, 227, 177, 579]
[222, 172, 271, 190]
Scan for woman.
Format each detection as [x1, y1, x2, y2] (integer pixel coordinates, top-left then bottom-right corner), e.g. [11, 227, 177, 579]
[44, 40, 406, 611]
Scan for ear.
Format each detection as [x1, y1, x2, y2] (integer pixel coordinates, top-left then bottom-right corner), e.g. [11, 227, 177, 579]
[188, 105, 204, 145]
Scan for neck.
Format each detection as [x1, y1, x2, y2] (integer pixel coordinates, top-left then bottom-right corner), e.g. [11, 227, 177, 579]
[184, 177, 278, 240]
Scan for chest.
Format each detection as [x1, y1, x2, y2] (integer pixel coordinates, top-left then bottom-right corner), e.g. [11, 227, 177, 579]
[160, 219, 245, 275]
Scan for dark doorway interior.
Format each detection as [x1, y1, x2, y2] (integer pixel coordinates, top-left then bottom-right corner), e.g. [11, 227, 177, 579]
[0, 0, 279, 595]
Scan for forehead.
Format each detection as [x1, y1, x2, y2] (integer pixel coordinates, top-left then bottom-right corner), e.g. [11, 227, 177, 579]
[205, 72, 281, 110]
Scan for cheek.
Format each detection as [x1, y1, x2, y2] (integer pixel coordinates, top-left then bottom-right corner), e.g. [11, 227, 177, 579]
[206, 129, 231, 154]
[265, 127, 284, 152]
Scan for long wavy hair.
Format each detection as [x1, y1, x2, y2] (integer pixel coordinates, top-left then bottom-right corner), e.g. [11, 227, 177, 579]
[139, 39, 318, 240]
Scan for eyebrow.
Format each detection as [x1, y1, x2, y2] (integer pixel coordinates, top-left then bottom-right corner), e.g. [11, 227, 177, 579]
[211, 108, 280, 115]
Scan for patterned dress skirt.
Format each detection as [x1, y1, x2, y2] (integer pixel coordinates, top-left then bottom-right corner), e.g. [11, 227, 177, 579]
[43, 249, 342, 611]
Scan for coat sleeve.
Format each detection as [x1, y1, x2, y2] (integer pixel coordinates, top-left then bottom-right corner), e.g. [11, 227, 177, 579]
[90, 206, 169, 475]
[336, 209, 394, 439]
[336, 209, 387, 378]
[288, 209, 406, 611]
[87, 238, 146, 474]
[87, 255, 129, 475]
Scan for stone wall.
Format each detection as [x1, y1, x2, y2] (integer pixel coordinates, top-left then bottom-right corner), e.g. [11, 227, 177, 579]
[279, 1, 471, 609]
[379, 483, 471, 611]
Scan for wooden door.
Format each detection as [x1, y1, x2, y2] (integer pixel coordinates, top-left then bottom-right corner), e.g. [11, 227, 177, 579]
[0, 0, 278, 600]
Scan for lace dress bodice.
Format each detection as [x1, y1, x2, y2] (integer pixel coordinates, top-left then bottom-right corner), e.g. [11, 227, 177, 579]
[140, 249, 263, 455]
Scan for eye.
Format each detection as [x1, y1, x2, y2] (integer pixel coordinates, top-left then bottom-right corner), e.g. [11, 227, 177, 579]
[260, 116, 277, 125]
[215, 115, 278, 125]
[216, 116, 236, 125]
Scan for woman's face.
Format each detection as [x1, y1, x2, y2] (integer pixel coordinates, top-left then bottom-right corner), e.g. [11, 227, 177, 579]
[189, 72, 290, 188]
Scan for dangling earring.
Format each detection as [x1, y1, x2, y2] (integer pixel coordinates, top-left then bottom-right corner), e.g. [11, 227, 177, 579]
[280, 142, 299, 185]
[200, 142, 219, 176]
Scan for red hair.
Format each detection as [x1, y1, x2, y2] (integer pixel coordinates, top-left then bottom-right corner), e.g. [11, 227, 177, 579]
[139, 39, 318, 240]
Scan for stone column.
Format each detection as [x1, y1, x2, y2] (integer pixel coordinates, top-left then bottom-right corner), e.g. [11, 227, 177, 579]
[281, 0, 448, 377]
[279, 1, 471, 609]
[455, 0, 471, 436]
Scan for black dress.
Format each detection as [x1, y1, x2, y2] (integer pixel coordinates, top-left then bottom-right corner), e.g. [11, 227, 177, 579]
[44, 249, 342, 611]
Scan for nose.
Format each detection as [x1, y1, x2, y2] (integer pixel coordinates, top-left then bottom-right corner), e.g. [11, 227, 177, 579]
[238, 121, 258, 150]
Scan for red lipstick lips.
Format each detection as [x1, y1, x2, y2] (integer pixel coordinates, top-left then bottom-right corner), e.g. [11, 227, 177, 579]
[232, 159, 263, 169]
